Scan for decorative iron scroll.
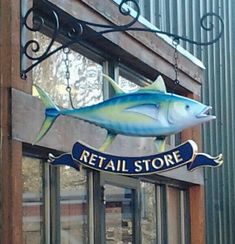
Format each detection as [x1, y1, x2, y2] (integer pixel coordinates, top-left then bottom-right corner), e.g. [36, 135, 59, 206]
[20, 0, 224, 79]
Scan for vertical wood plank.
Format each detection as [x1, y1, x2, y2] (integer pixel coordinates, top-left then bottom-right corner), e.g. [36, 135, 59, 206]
[11, 0, 32, 93]
[181, 93, 205, 244]
[189, 185, 205, 244]
[0, 0, 28, 243]
[0, 0, 13, 240]
[0, 140, 23, 244]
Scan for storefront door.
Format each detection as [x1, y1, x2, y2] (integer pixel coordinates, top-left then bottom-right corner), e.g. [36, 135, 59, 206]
[100, 173, 141, 244]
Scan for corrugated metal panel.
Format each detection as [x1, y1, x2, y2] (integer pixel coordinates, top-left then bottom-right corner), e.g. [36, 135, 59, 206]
[139, 1, 235, 243]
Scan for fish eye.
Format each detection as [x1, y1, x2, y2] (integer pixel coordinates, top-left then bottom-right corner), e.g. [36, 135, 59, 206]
[185, 104, 190, 110]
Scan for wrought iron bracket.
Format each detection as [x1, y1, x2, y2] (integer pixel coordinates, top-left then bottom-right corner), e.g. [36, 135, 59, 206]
[20, 0, 224, 79]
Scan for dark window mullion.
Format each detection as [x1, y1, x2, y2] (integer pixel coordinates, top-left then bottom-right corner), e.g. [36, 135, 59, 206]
[155, 185, 162, 244]
[159, 184, 168, 244]
[50, 166, 61, 244]
[102, 60, 119, 99]
[181, 190, 191, 244]
[87, 170, 95, 244]
[43, 162, 51, 244]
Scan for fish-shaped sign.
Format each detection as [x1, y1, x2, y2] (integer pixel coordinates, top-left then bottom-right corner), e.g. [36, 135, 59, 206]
[34, 74, 215, 152]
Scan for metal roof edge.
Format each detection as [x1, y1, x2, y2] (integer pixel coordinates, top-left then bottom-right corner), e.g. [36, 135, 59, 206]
[112, 0, 206, 70]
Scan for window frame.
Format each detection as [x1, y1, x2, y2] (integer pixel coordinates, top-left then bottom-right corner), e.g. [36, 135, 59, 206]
[23, 144, 191, 244]
[22, 155, 49, 244]
[99, 172, 141, 244]
[140, 177, 190, 244]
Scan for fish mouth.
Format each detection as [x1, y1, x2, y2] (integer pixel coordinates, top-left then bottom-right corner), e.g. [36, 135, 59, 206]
[196, 106, 216, 120]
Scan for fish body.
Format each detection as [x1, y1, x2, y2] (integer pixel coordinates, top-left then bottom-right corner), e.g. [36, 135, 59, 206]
[58, 92, 212, 136]
[35, 75, 215, 151]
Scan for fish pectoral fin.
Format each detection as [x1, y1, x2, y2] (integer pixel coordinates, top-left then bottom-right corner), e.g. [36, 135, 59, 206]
[99, 133, 116, 152]
[124, 104, 160, 121]
[154, 137, 166, 153]
[102, 74, 125, 95]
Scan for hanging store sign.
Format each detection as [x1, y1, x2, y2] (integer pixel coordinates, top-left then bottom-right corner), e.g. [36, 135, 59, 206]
[34, 74, 223, 174]
[48, 140, 223, 175]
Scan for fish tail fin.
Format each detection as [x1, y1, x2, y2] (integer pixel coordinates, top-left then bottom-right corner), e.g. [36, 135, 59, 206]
[33, 85, 60, 144]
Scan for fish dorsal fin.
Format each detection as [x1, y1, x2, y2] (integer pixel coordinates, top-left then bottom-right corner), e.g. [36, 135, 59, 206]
[140, 75, 166, 93]
[102, 74, 125, 95]
[34, 85, 59, 109]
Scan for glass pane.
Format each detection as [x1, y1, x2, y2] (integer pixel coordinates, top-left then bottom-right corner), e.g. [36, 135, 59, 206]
[104, 184, 134, 244]
[60, 167, 88, 244]
[167, 187, 181, 244]
[141, 182, 157, 244]
[118, 75, 140, 92]
[22, 156, 44, 244]
[144, 0, 151, 21]
[33, 32, 103, 108]
[126, 0, 139, 11]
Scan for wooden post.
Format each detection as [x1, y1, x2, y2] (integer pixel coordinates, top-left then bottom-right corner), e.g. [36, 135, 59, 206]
[181, 93, 205, 244]
[189, 185, 205, 244]
[0, 0, 31, 243]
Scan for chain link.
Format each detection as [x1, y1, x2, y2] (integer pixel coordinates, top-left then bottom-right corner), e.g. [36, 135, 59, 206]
[173, 38, 180, 86]
[63, 47, 75, 109]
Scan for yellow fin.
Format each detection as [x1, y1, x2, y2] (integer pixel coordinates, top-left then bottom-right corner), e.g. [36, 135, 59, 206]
[140, 75, 166, 93]
[99, 133, 116, 152]
[102, 74, 125, 95]
[154, 137, 166, 153]
[33, 116, 57, 144]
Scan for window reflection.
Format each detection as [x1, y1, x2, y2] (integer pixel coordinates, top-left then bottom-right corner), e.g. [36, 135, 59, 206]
[60, 167, 88, 244]
[141, 182, 157, 244]
[167, 187, 188, 244]
[22, 156, 44, 244]
[32, 32, 103, 108]
[104, 184, 134, 244]
[118, 75, 140, 93]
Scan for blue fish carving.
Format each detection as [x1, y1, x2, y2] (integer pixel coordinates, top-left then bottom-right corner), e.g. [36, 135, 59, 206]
[34, 75, 215, 152]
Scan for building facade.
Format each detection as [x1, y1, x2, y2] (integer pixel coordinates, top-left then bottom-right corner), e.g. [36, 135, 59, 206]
[136, 1, 234, 243]
[0, 0, 219, 243]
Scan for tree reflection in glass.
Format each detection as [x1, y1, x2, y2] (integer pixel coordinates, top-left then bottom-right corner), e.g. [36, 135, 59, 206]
[141, 182, 157, 244]
[32, 32, 103, 109]
[22, 156, 44, 244]
[60, 166, 88, 244]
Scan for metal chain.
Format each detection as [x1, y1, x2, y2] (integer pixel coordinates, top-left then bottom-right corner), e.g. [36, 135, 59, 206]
[173, 38, 180, 86]
[63, 47, 75, 109]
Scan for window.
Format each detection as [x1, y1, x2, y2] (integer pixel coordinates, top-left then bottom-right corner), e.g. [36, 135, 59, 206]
[140, 180, 190, 244]
[22, 155, 89, 244]
[22, 153, 191, 244]
[32, 32, 104, 108]
[167, 186, 190, 244]
[99, 173, 141, 243]
[140, 182, 157, 243]
[22, 156, 45, 244]
[104, 184, 134, 243]
[60, 167, 88, 243]
[141, 181, 167, 244]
